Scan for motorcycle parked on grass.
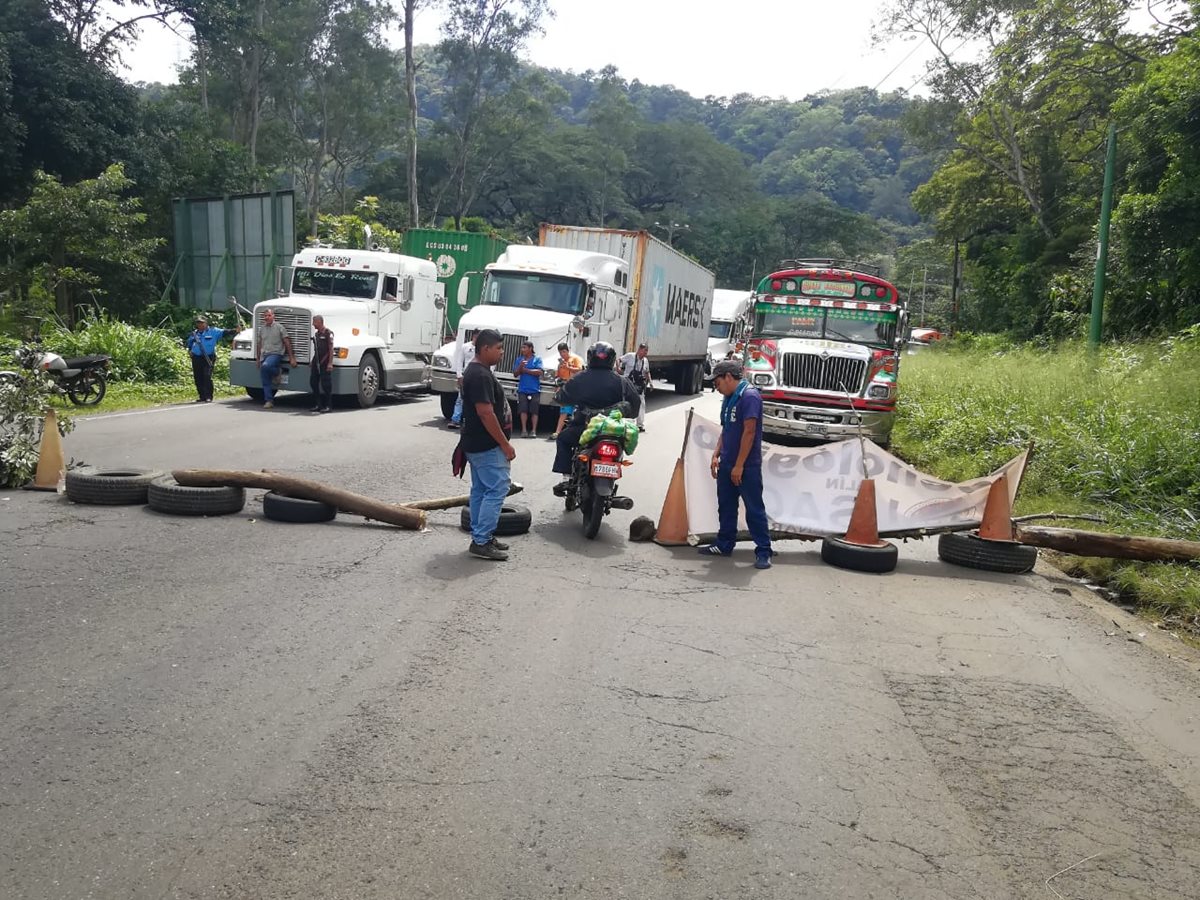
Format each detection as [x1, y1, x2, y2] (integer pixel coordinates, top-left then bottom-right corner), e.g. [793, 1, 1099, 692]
[0, 341, 110, 406]
[553, 406, 635, 539]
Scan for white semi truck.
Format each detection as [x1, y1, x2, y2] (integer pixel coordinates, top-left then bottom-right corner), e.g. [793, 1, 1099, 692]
[705, 288, 754, 381]
[429, 225, 714, 418]
[229, 245, 446, 407]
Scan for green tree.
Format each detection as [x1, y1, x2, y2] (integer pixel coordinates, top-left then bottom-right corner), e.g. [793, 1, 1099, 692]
[0, 165, 161, 324]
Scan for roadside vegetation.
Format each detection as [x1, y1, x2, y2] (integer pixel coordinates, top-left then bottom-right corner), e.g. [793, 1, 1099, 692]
[895, 331, 1200, 635]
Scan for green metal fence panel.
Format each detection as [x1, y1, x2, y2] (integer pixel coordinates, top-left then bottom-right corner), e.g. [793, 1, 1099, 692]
[400, 229, 507, 334]
[171, 191, 296, 311]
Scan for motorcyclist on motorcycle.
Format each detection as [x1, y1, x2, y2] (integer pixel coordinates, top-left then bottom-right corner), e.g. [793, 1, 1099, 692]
[552, 341, 642, 484]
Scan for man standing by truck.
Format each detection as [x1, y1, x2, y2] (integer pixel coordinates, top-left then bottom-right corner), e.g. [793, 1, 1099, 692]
[618, 343, 652, 432]
[256, 308, 296, 409]
[462, 330, 516, 561]
[186, 315, 236, 403]
[698, 359, 774, 570]
[309, 315, 334, 413]
[512, 341, 544, 437]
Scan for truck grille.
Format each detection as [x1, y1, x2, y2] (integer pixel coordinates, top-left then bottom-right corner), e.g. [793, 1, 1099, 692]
[464, 330, 527, 375]
[257, 308, 312, 364]
[780, 352, 867, 394]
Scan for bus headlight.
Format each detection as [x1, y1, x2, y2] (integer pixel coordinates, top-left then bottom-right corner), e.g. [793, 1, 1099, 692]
[433, 354, 452, 369]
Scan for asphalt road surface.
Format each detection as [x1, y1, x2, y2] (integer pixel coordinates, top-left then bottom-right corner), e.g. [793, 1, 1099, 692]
[2, 385, 1200, 899]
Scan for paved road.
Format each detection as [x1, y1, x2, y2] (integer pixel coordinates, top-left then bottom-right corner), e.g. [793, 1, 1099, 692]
[2, 387, 1200, 899]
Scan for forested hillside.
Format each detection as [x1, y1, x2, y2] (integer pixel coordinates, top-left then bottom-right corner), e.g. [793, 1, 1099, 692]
[1, 0, 1198, 340]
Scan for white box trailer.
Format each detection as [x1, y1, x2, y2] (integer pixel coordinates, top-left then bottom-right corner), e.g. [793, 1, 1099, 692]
[538, 225, 715, 394]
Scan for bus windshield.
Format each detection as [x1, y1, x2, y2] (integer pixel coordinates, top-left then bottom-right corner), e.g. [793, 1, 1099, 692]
[292, 268, 379, 300]
[483, 272, 585, 315]
[708, 321, 733, 340]
[755, 306, 896, 347]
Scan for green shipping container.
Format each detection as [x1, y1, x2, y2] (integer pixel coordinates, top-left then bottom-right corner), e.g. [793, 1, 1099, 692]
[400, 229, 507, 336]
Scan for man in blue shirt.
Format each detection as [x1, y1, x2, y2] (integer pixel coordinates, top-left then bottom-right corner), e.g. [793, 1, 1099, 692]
[185, 315, 236, 403]
[512, 341, 544, 438]
[698, 359, 774, 569]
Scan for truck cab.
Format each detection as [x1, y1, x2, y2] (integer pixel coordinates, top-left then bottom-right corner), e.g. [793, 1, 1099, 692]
[745, 262, 907, 447]
[705, 289, 754, 382]
[429, 245, 629, 419]
[230, 246, 445, 407]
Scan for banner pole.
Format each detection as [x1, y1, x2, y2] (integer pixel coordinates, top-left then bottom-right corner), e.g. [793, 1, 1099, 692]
[679, 406, 694, 460]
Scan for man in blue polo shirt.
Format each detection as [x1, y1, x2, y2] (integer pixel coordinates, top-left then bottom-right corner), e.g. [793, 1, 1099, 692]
[512, 341, 544, 437]
[185, 315, 237, 403]
[698, 359, 774, 569]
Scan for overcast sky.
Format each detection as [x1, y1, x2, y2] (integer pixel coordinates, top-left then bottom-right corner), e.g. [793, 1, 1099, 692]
[121, 0, 933, 100]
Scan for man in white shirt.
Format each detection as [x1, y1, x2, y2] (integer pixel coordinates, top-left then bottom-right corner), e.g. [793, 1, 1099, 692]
[617, 343, 651, 432]
[448, 340, 476, 429]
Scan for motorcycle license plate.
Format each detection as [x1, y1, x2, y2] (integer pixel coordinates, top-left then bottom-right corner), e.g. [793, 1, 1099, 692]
[590, 462, 620, 478]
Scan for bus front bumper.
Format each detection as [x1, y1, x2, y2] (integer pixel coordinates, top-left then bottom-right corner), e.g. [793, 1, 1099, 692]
[761, 401, 894, 444]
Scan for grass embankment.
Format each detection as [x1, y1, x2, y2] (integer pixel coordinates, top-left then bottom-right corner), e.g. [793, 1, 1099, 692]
[64, 382, 242, 415]
[895, 331, 1200, 635]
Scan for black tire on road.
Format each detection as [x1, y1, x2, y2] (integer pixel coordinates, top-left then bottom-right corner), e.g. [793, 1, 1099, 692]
[147, 475, 245, 516]
[820, 536, 899, 573]
[583, 493, 604, 539]
[439, 391, 457, 421]
[67, 370, 107, 406]
[262, 491, 338, 523]
[65, 466, 162, 505]
[459, 503, 532, 536]
[246, 387, 264, 401]
[357, 354, 381, 408]
[937, 530, 1037, 574]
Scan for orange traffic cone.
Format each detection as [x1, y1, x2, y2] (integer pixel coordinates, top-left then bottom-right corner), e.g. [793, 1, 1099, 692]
[27, 409, 65, 492]
[976, 473, 1014, 541]
[654, 458, 690, 546]
[841, 478, 888, 548]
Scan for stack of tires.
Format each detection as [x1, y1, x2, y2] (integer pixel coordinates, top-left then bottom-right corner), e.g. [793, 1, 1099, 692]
[65, 467, 245, 517]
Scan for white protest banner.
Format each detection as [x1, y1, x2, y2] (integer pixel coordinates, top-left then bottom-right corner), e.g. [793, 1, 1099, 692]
[682, 413, 1027, 538]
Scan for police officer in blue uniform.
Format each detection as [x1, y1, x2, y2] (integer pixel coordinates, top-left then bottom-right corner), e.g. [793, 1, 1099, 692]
[186, 315, 237, 403]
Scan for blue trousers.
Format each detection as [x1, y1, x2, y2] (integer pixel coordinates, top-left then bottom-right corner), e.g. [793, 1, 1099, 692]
[451, 392, 464, 424]
[260, 354, 284, 401]
[716, 464, 772, 557]
[467, 446, 511, 545]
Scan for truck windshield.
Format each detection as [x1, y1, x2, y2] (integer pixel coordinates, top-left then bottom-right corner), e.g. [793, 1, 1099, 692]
[755, 307, 896, 347]
[292, 268, 379, 300]
[483, 273, 585, 315]
[708, 321, 733, 340]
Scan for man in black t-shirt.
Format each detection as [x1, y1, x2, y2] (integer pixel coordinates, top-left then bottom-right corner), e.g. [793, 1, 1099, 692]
[309, 315, 334, 412]
[461, 329, 516, 561]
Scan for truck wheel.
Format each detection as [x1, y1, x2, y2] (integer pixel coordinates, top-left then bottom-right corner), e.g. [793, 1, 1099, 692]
[147, 475, 245, 516]
[263, 491, 338, 523]
[820, 537, 899, 573]
[691, 361, 704, 394]
[674, 363, 692, 396]
[356, 355, 380, 408]
[65, 466, 162, 505]
[439, 392, 457, 421]
[245, 387, 264, 401]
[459, 504, 532, 536]
[937, 531, 1037, 574]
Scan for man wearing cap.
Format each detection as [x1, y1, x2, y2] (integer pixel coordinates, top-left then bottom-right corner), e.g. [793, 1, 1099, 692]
[185, 315, 237, 403]
[617, 343, 652, 432]
[698, 359, 774, 569]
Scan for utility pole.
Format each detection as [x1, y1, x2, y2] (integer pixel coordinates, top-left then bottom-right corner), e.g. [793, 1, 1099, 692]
[950, 239, 961, 335]
[920, 266, 928, 326]
[1090, 122, 1117, 350]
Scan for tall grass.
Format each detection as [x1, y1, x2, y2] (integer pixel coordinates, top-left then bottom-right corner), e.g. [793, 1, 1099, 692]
[896, 330, 1200, 630]
[45, 309, 190, 383]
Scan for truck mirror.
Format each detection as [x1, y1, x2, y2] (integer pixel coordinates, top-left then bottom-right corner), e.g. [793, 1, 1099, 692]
[400, 275, 415, 311]
[584, 289, 596, 319]
[456, 278, 470, 308]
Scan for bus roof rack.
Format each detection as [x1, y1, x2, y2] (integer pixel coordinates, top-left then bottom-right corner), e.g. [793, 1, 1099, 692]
[779, 258, 882, 277]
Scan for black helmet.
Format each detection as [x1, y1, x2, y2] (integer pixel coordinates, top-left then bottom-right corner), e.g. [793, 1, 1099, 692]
[587, 341, 617, 370]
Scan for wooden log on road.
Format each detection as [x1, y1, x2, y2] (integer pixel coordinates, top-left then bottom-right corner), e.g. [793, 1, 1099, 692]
[1014, 525, 1200, 562]
[400, 481, 524, 511]
[172, 469, 426, 530]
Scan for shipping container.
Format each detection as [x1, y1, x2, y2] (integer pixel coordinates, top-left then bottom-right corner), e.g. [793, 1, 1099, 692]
[400, 229, 507, 336]
[538, 225, 714, 373]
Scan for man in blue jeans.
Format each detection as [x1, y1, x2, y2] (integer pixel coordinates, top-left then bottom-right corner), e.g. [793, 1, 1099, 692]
[460, 329, 516, 560]
[698, 359, 774, 569]
[256, 308, 296, 409]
